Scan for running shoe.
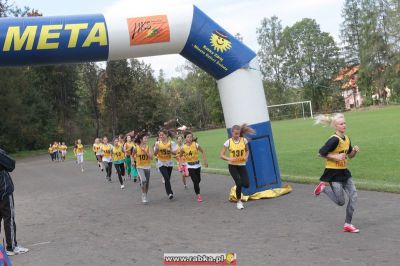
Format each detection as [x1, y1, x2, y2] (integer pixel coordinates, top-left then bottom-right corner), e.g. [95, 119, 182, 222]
[168, 194, 174, 200]
[313, 182, 326, 196]
[6, 250, 15, 256]
[141, 193, 146, 204]
[197, 195, 203, 203]
[81, 168, 84, 172]
[14, 245, 29, 254]
[236, 200, 244, 210]
[343, 224, 360, 233]
[133, 177, 137, 182]
[121, 184, 125, 189]
[144, 193, 148, 203]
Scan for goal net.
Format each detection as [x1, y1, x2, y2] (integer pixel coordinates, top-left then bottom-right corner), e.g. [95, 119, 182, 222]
[267, 101, 313, 121]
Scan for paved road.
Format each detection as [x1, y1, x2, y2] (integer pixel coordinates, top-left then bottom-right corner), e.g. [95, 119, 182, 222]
[8, 156, 400, 266]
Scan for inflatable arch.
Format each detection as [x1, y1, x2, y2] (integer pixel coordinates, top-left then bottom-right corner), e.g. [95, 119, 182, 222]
[0, 5, 282, 195]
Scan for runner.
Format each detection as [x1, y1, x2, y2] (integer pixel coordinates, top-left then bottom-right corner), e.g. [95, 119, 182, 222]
[48, 144, 54, 161]
[313, 113, 360, 233]
[73, 139, 85, 172]
[220, 124, 254, 210]
[101, 137, 113, 183]
[154, 129, 176, 200]
[176, 135, 189, 189]
[180, 132, 208, 203]
[112, 138, 126, 189]
[52, 142, 59, 162]
[60, 142, 67, 162]
[123, 135, 135, 181]
[93, 138, 104, 171]
[133, 132, 153, 204]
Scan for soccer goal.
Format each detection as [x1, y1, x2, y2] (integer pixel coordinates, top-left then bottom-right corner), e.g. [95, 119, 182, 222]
[268, 100, 313, 120]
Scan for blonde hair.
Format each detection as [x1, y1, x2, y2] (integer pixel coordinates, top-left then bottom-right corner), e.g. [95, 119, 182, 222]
[314, 113, 345, 128]
[231, 124, 256, 137]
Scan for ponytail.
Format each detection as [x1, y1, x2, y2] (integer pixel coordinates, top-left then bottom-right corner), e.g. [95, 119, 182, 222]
[231, 124, 255, 137]
[134, 131, 148, 145]
[314, 113, 344, 128]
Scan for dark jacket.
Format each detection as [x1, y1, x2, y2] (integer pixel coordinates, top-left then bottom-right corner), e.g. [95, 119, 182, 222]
[0, 169, 14, 200]
[0, 149, 15, 200]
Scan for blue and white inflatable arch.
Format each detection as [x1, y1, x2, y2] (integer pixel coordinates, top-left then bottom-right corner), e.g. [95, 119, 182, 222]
[0, 5, 282, 194]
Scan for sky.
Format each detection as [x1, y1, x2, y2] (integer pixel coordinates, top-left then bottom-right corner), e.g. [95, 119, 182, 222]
[13, 0, 344, 78]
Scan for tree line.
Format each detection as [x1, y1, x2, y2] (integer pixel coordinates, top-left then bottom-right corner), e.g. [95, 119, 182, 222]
[0, 0, 399, 152]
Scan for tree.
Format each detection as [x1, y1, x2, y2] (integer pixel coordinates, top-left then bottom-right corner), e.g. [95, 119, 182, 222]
[340, 0, 363, 64]
[281, 19, 342, 111]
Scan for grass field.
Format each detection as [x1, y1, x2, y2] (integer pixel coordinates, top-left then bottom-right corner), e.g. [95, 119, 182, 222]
[40, 106, 400, 193]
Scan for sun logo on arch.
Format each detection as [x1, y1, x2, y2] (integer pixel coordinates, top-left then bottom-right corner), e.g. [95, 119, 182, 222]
[210, 30, 232, 53]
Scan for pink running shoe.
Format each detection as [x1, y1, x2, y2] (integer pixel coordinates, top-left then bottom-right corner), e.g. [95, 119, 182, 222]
[197, 195, 203, 203]
[343, 224, 360, 233]
[313, 182, 326, 196]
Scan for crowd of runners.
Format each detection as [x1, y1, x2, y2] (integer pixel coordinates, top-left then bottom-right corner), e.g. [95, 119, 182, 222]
[45, 114, 361, 233]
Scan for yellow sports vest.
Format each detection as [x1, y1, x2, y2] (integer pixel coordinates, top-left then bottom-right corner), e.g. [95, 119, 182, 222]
[75, 144, 84, 154]
[135, 145, 151, 167]
[325, 135, 350, 169]
[228, 137, 246, 165]
[93, 143, 101, 153]
[112, 145, 125, 161]
[124, 141, 134, 156]
[48, 147, 53, 154]
[52, 144, 58, 151]
[60, 145, 67, 151]
[102, 144, 112, 159]
[158, 141, 172, 161]
[182, 142, 199, 163]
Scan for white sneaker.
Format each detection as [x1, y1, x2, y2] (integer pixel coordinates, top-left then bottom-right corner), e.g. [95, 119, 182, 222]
[144, 193, 148, 203]
[236, 200, 244, 210]
[6, 250, 15, 256]
[81, 168, 84, 172]
[141, 193, 146, 204]
[120, 184, 125, 189]
[8, 245, 29, 256]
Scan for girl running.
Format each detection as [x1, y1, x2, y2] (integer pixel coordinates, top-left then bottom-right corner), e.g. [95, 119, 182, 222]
[180, 132, 208, 203]
[101, 137, 113, 182]
[112, 138, 126, 189]
[93, 138, 104, 171]
[48, 144, 54, 161]
[133, 132, 153, 204]
[313, 113, 360, 233]
[154, 129, 176, 200]
[124, 135, 135, 181]
[52, 142, 59, 162]
[74, 139, 85, 172]
[60, 142, 67, 162]
[176, 135, 189, 189]
[220, 124, 254, 210]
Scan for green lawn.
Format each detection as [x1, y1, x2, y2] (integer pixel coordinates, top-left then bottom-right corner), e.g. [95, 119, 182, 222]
[22, 106, 400, 193]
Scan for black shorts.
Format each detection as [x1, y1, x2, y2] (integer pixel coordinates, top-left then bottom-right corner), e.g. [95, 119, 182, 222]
[95, 154, 103, 162]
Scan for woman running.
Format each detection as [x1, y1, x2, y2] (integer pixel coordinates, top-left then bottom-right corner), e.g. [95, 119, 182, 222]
[220, 124, 254, 210]
[74, 139, 85, 172]
[60, 142, 67, 162]
[101, 137, 113, 182]
[93, 138, 104, 171]
[124, 135, 135, 181]
[313, 113, 360, 233]
[180, 132, 208, 202]
[154, 129, 176, 200]
[52, 142, 59, 162]
[112, 138, 126, 189]
[176, 135, 189, 189]
[133, 132, 153, 204]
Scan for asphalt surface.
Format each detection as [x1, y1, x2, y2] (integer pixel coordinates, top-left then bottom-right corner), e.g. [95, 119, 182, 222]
[7, 156, 400, 266]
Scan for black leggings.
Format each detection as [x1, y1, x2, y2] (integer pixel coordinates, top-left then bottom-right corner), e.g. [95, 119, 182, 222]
[159, 166, 173, 195]
[104, 162, 112, 179]
[114, 163, 125, 185]
[228, 165, 250, 200]
[188, 168, 201, 195]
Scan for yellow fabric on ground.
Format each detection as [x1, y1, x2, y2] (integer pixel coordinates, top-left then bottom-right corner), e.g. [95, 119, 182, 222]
[229, 184, 292, 202]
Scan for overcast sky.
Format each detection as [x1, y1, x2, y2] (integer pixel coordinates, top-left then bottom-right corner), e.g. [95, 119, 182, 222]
[13, 0, 344, 78]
